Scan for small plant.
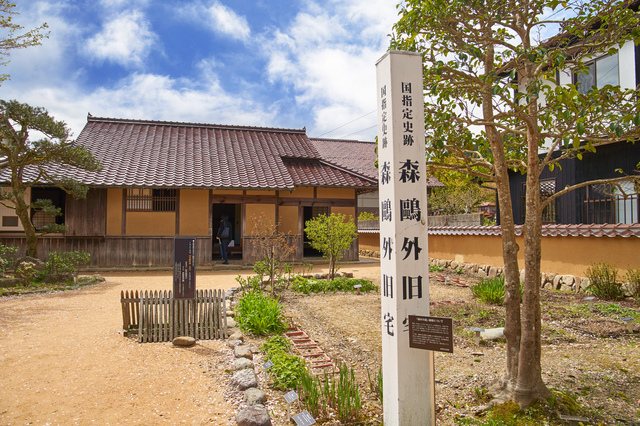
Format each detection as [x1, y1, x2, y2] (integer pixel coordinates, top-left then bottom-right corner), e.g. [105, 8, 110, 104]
[15, 261, 38, 284]
[304, 213, 358, 280]
[357, 211, 378, 221]
[585, 261, 625, 301]
[44, 250, 90, 283]
[454, 266, 465, 275]
[366, 365, 383, 402]
[624, 267, 640, 299]
[290, 276, 377, 294]
[471, 275, 506, 305]
[235, 274, 262, 292]
[0, 243, 18, 275]
[429, 264, 445, 272]
[267, 350, 308, 390]
[234, 290, 286, 336]
[260, 335, 291, 356]
[298, 364, 363, 422]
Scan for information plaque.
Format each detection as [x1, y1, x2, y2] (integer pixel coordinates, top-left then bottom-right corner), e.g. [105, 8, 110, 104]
[408, 315, 454, 353]
[292, 410, 316, 426]
[173, 237, 196, 299]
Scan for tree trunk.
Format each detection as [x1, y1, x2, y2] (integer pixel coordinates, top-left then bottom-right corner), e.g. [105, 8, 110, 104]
[481, 32, 522, 398]
[514, 83, 551, 406]
[13, 193, 38, 257]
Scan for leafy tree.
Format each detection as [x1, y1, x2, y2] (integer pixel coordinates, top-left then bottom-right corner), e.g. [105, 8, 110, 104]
[392, 0, 640, 407]
[0, 100, 102, 257]
[0, 1, 49, 83]
[304, 213, 358, 280]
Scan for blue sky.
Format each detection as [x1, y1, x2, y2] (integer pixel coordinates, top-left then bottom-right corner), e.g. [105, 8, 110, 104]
[2, 0, 399, 141]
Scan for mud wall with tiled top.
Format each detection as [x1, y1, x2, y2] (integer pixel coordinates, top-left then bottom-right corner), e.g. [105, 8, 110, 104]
[359, 226, 640, 277]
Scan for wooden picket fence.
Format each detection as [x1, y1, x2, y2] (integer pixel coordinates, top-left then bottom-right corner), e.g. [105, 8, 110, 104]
[120, 289, 228, 343]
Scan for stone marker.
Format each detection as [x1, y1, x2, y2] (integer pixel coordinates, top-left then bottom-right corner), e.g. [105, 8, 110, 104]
[231, 369, 258, 391]
[480, 327, 505, 341]
[172, 336, 196, 347]
[236, 404, 271, 426]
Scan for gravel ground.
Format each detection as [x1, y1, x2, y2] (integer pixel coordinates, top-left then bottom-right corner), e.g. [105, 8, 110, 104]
[1, 262, 638, 425]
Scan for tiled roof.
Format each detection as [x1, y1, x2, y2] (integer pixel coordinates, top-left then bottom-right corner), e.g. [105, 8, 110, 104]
[7, 116, 376, 190]
[359, 223, 640, 238]
[428, 223, 640, 238]
[310, 138, 444, 187]
[283, 158, 376, 188]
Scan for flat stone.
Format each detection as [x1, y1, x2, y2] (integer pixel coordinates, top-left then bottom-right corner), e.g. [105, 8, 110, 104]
[230, 369, 258, 391]
[480, 327, 505, 341]
[228, 339, 243, 349]
[236, 405, 271, 426]
[244, 387, 267, 406]
[229, 331, 244, 341]
[234, 345, 253, 360]
[227, 318, 237, 328]
[234, 358, 254, 371]
[172, 336, 196, 347]
[0, 277, 21, 288]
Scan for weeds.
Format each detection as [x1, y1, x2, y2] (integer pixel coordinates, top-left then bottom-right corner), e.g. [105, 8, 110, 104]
[585, 261, 625, 301]
[471, 276, 506, 305]
[366, 365, 382, 402]
[625, 267, 640, 299]
[290, 276, 377, 294]
[234, 290, 286, 336]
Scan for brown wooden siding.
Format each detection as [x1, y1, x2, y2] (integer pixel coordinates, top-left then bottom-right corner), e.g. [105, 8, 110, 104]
[66, 188, 107, 236]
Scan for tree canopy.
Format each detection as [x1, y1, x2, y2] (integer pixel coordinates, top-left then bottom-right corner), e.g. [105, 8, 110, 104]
[0, 99, 102, 257]
[0, 1, 49, 83]
[392, 0, 640, 408]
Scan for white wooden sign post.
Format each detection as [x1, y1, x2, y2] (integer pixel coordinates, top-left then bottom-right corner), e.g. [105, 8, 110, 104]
[376, 50, 436, 425]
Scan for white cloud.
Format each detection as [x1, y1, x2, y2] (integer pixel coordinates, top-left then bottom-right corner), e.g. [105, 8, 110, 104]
[179, 1, 251, 42]
[84, 10, 157, 67]
[262, 0, 398, 140]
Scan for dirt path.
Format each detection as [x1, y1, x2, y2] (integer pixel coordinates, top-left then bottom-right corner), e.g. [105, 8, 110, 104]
[0, 263, 380, 425]
[0, 270, 256, 425]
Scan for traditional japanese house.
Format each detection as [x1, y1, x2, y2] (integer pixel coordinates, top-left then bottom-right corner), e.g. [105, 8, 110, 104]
[0, 115, 378, 267]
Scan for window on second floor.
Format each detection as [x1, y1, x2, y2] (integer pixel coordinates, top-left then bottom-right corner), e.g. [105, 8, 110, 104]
[573, 52, 619, 95]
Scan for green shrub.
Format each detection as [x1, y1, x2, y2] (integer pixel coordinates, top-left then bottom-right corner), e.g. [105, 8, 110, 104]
[357, 211, 377, 221]
[44, 250, 90, 283]
[624, 268, 640, 300]
[585, 262, 625, 301]
[0, 243, 18, 274]
[260, 335, 291, 357]
[290, 276, 377, 294]
[234, 290, 286, 336]
[471, 276, 506, 305]
[268, 350, 308, 390]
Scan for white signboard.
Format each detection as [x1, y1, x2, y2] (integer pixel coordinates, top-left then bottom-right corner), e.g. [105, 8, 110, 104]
[375, 50, 435, 425]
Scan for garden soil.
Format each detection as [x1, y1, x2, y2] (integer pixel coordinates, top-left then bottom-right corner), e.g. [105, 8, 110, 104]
[1, 261, 639, 425]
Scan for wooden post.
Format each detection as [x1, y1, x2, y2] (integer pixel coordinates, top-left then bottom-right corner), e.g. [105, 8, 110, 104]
[376, 50, 436, 425]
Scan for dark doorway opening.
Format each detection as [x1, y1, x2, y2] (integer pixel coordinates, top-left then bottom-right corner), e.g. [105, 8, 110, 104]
[31, 187, 66, 232]
[303, 206, 328, 257]
[212, 203, 241, 260]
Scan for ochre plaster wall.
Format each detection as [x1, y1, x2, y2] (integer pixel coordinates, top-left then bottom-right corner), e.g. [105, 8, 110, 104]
[279, 187, 314, 198]
[428, 233, 640, 277]
[245, 204, 276, 234]
[126, 212, 175, 235]
[179, 190, 209, 235]
[212, 189, 243, 195]
[106, 189, 122, 235]
[317, 187, 355, 199]
[359, 233, 380, 253]
[331, 206, 356, 221]
[279, 206, 299, 235]
[246, 190, 275, 196]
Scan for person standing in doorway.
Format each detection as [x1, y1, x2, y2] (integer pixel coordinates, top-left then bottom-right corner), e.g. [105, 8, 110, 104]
[217, 215, 232, 264]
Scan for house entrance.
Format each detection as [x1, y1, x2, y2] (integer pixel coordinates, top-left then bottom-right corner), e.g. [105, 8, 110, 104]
[303, 206, 328, 257]
[212, 203, 241, 260]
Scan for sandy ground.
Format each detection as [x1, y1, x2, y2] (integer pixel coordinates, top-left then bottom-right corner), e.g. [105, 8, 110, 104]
[0, 262, 381, 426]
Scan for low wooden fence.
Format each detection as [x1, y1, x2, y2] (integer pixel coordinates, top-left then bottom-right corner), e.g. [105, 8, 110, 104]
[121, 289, 228, 343]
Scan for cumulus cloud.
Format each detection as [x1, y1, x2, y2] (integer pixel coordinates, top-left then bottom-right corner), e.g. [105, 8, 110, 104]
[84, 10, 157, 67]
[179, 1, 251, 42]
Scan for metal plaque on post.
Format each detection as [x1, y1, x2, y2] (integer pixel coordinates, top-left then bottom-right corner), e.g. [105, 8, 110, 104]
[409, 315, 454, 353]
[376, 50, 435, 425]
[173, 237, 196, 299]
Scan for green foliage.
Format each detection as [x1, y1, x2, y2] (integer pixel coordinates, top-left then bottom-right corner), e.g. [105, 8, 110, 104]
[44, 250, 90, 283]
[471, 276, 506, 305]
[428, 184, 493, 215]
[298, 363, 362, 423]
[0, 243, 18, 274]
[357, 211, 377, 221]
[234, 290, 286, 336]
[624, 268, 640, 299]
[260, 335, 291, 356]
[15, 260, 38, 284]
[304, 213, 358, 280]
[290, 276, 377, 294]
[366, 365, 382, 402]
[267, 350, 307, 390]
[234, 274, 262, 292]
[429, 264, 445, 272]
[585, 262, 625, 301]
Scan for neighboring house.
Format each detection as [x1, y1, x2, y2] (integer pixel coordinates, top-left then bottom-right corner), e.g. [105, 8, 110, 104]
[0, 116, 377, 266]
[311, 136, 444, 217]
[508, 31, 640, 226]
